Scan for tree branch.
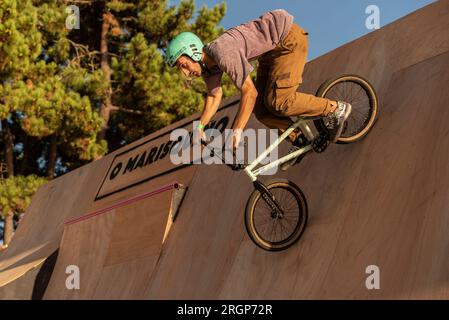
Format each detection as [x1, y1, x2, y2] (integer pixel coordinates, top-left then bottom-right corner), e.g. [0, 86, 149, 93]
[63, 0, 94, 4]
[110, 105, 143, 115]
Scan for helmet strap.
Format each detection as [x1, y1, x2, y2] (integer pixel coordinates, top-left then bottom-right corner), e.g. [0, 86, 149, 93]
[199, 60, 211, 75]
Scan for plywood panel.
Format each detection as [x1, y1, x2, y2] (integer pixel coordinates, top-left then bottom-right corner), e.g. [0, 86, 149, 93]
[43, 186, 176, 299]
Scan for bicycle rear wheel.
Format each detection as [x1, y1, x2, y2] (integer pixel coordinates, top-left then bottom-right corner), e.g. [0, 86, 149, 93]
[315, 74, 379, 144]
[245, 179, 308, 251]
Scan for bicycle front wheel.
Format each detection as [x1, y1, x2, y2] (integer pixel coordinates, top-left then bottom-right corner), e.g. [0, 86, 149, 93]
[245, 179, 308, 251]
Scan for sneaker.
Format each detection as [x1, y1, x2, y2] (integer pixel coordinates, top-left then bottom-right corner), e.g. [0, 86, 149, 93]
[326, 101, 352, 143]
[280, 135, 309, 171]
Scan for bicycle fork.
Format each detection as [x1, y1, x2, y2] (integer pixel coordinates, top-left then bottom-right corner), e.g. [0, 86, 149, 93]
[253, 180, 285, 219]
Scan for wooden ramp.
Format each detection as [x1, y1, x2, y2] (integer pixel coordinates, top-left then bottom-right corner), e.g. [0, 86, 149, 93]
[0, 158, 109, 297]
[43, 183, 185, 299]
[0, 107, 200, 298]
[147, 1, 449, 299]
[0, 92, 236, 298]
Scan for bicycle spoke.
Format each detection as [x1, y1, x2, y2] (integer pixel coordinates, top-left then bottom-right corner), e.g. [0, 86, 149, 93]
[255, 216, 274, 227]
[323, 80, 373, 138]
[252, 185, 306, 244]
[271, 219, 278, 242]
[278, 219, 287, 240]
[349, 80, 354, 97]
[283, 212, 300, 219]
[333, 85, 345, 100]
[281, 216, 296, 233]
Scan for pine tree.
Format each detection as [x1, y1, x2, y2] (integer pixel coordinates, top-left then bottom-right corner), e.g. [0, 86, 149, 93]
[0, 0, 107, 243]
[0, 0, 41, 176]
[0, 175, 47, 245]
[68, 0, 233, 148]
[1, 0, 41, 244]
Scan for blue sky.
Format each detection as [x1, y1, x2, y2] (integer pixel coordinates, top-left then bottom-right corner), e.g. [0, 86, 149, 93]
[171, 0, 435, 60]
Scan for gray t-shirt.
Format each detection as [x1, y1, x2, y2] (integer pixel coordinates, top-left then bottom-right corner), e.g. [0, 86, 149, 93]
[202, 9, 294, 93]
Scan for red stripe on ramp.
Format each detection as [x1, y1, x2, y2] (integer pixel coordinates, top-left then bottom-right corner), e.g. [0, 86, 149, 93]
[65, 182, 181, 225]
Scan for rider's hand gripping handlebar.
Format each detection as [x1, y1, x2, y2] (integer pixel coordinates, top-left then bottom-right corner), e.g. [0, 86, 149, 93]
[200, 140, 245, 171]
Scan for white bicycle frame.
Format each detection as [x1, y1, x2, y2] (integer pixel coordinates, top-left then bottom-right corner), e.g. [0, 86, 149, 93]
[243, 116, 321, 182]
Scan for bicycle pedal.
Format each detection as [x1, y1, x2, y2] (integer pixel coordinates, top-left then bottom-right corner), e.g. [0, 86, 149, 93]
[312, 131, 329, 153]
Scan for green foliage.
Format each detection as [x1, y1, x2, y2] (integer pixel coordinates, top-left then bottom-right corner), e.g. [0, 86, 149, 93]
[1, 0, 107, 169]
[34, 0, 71, 62]
[106, 0, 236, 142]
[1, 0, 234, 173]
[137, 0, 195, 44]
[0, 175, 47, 216]
[111, 33, 204, 140]
[191, 3, 226, 43]
[1, 60, 106, 160]
[0, 0, 41, 77]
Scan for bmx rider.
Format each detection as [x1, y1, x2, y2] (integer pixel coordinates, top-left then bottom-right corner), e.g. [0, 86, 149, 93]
[166, 9, 352, 168]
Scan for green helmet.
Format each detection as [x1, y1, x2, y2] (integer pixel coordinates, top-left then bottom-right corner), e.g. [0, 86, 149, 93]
[165, 32, 204, 67]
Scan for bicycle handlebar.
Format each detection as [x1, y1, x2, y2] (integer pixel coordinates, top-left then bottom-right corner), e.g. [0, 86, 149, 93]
[200, 140, 246, 171]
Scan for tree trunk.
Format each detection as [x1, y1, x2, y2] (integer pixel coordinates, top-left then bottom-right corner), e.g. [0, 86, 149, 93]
[18, 135, 28, 175]
[2, 120, 15, 245]
[1, 119, 14, 177]
[97, 12, 114, 143]
[3, 210, 14, 246]
[46, 135, 57, 179]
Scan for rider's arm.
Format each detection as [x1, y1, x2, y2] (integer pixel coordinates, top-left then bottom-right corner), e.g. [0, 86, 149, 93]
[232, 75, 258, 131]
[199, 87, 223, 127]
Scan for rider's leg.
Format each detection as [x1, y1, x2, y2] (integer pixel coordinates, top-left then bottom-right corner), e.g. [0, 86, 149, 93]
[263, 23, 338, 118]
[253, 56, 301, 144]
[253, 100, 302, 143]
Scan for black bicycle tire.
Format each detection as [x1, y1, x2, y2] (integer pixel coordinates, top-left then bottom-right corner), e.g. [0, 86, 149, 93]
[244, 179, 308, 251]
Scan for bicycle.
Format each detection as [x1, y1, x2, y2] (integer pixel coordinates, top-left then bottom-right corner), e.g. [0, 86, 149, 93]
[203, 74, 378, 251]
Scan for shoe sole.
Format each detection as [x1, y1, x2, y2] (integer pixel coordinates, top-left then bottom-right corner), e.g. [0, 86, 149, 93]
[331, 103, 352, 143]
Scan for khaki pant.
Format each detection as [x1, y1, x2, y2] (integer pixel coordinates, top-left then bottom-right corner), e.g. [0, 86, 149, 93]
[254, 23, 335, 142]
